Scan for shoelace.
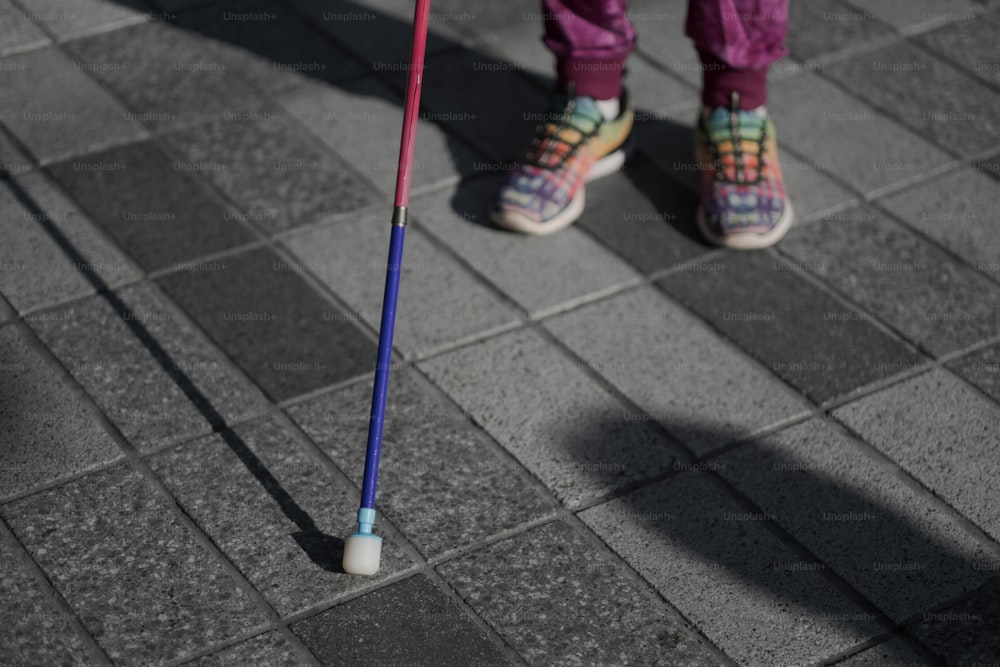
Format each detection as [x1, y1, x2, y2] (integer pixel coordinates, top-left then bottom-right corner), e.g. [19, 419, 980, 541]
[524, 86, 602, 170]
[707, 91, 766, 185]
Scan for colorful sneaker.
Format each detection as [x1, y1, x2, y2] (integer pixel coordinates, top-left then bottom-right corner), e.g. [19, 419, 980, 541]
[491, 88, 633, 235]
[695, 92, 793, 249]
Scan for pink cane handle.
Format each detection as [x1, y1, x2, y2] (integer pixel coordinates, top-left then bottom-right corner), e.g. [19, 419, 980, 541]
[393, 0, 432, 208]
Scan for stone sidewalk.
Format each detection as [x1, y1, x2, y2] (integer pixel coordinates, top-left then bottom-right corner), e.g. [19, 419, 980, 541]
[2, 0, 1000, 664]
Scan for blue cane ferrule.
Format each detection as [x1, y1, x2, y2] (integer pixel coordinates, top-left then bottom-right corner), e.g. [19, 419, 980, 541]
[357, 507, 376, 535]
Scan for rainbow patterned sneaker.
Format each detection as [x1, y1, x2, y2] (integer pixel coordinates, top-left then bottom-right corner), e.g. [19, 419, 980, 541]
[491, 89, 633, 235]
[695, 92, 793, 249]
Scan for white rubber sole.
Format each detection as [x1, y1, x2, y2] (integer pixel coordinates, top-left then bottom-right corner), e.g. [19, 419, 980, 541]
[491, 149, 627, 236]
[696, 199, 795, 250]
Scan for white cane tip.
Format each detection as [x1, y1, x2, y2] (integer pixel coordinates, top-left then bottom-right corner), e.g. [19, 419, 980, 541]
[343, 534, 382, 576]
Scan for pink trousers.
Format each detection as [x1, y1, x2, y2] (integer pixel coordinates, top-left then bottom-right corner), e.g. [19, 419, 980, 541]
[543, 0, 789, 105]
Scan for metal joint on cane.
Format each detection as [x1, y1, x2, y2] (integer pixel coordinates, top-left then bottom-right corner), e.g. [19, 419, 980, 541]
[391, 205, 408, 227]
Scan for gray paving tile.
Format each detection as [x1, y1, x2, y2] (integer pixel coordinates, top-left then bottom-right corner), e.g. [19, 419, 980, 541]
[974, 153, 1000, 180]
[911, 586, 1000, 666]
[0, 171, 139, 313]
[845, 0, 980, 30]
[576, 155, 708, 275]
[769, 72, 952, 195]
[64, 20, 262, 131]
[0, 126, 33, 175]
[824, 40, 1000, 157]
[1, 465, 267, 664]
[417, 0, 540, 39]
[947, 342, 1000, 404]
[419, 327, 682, 508]
[28, 282, 269, 451]
[833, 637, 932, 666]
[283, 219, 518, 359]
[787, 0, 894, 61]
[833, 369, 1000, 541]
[780, 148, 861, 221]
[779, 205, 1000, 355]
[0, 325, 121, 499]
[288, 0, 456, 68]
[291, 574, 505, 666]
[176, 0, 362, 95]
[0, 529, 92, 664]
[0, 47, 148, 163]
[657, 250, 925, 404]
[186, 631, 303, 666]
[877, 167, 1000, 281]
[0, 0, 50, 54]
[543, 286, 808, 456]
[287, 370, 556, 558]
[391, 47, 549, 162]
[20, 0, 151, 39]
[157, 247, 376, 402]
[628, 0, 700, 86]
[150, 417, 414, 616]
[279, 76, 479, 198]
[718, 419, 997, 621]
[439, 520, 722, 666]
[580, 472, 882, 666]
[413, 178, 642, 317]
[46, 140, 255, 273]
[916, 10, 1000, 87]
[165, 111, 378, 234]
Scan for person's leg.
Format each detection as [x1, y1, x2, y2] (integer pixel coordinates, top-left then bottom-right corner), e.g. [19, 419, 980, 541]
[543, 0, 635, 101]
[686, 0, 794, 249]
[491, 0, 636, 235]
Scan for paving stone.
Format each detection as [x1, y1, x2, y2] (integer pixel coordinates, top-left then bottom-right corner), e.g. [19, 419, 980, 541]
[877, 166, 1000, 280]
[413, 178, 642, 317]
[628, 0, 701, 87]
[824, 40, 1000, 157]
[28, 282, 268, 451]
[0, 47, 148, 163]
[0, 171, 139, 313]
[947, 342, 1000, 404]
[382, 46, 548, 163]
[186, 631, 304, 666]
[419, 327, 682, 508]
[279, 76, 479, 198]
[779, 205, 1000, 356]
[975, 153, 1000, 180]
[580, 472, 882, 666]
[544, 286, 808, 456]
[439, 520, 723, 666]
[417, 0, 541, 39]
[786, 0, 895, 61]
[0, 325, 121, 499]
[0, 528, 92, 664]
[0, 126, 33, 175]
[176, 0, 362, 95]
[291, 574, 505, 666]
[64, 20, 263, 131]
[150, 417, 414, 616]
[287, 370, 556, 558]
[657, 250, 925, 404]
[165, 111, 378, 234]
[288, 0, 456, 68]
[911, 586, 1000, 666]
[769, 72, 952, 195]
[282, 218, 518, 359]
[833, 369, 1000, 541]
[916, 10, 1000, 87]
[19, 0, 151, 39]
[576, 154, 708, 275]
[0, 0, 50, 54]
[780, 148, 860, 221]
[1, 465, 267, 663]
[157, 247, 375, 402]
[46, 140, 255, 273]
[718, 419, 997, 621]
[833, 637, 933, 666]
[845, 0, 980, 30]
